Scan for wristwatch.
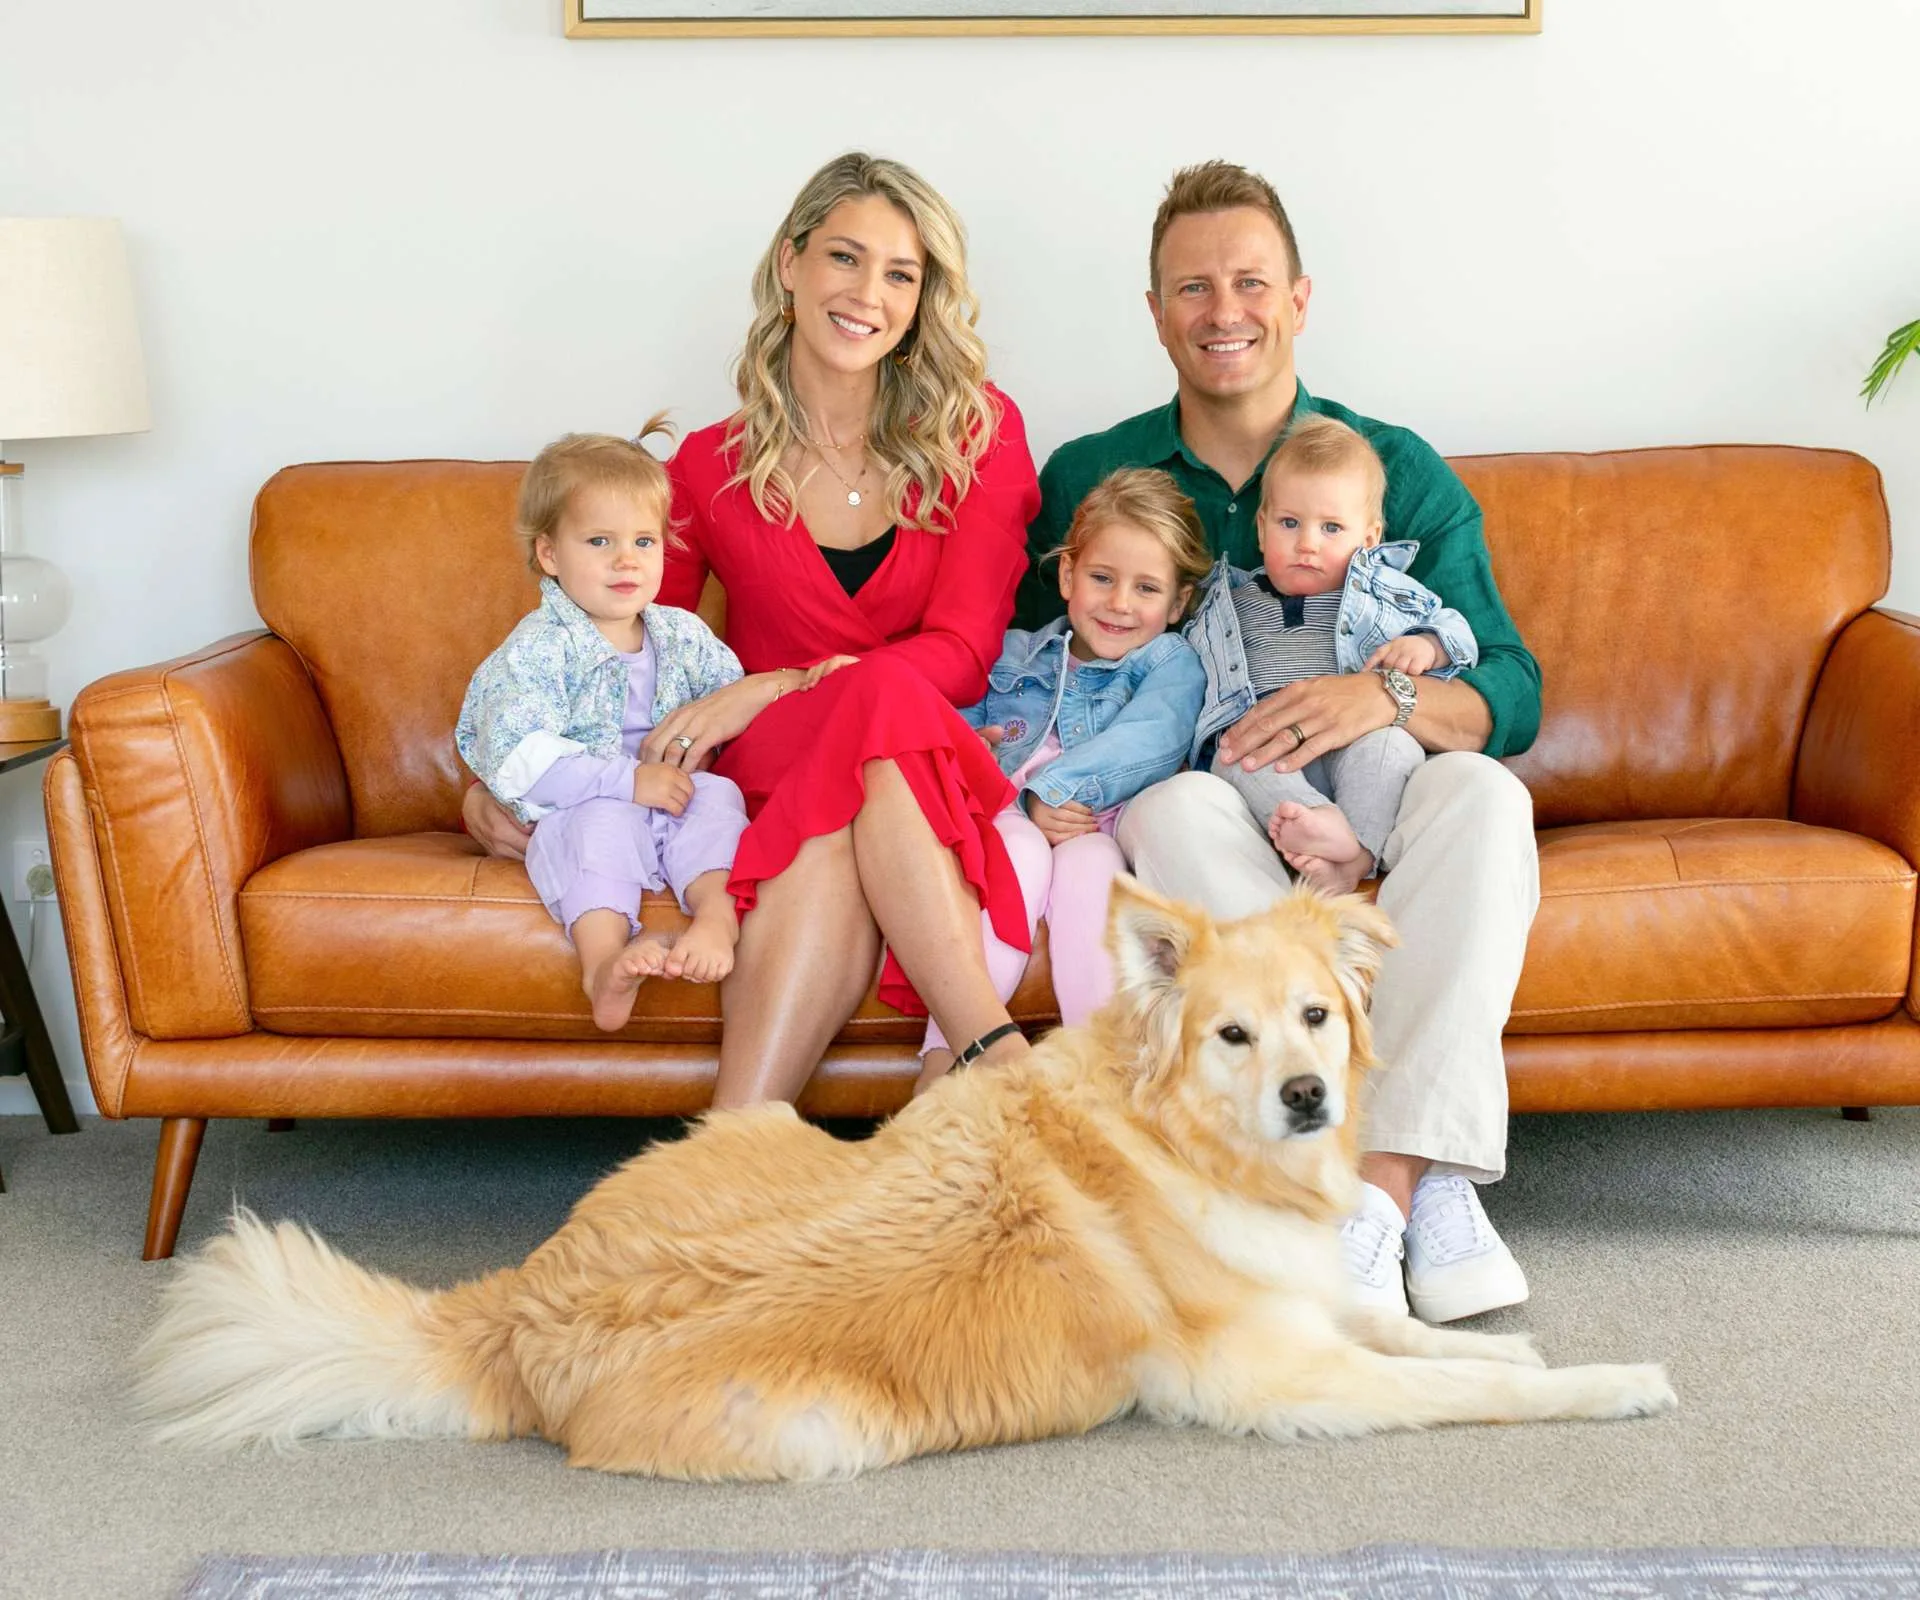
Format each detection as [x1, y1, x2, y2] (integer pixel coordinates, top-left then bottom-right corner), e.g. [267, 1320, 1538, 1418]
[1374, 665, 1418, 729]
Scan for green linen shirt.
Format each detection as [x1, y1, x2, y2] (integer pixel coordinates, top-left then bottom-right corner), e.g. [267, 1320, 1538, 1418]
[1016, 383, 1542, 758]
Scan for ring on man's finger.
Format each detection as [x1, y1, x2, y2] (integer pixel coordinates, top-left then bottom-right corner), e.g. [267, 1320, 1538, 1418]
[1287, 723, 1308, 750]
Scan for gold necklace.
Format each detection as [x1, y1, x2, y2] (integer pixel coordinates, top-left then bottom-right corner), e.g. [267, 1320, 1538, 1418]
[802, 426, 871, 508]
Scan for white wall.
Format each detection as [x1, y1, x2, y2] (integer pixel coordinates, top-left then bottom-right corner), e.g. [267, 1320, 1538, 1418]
[4, 0, 1917, 1116]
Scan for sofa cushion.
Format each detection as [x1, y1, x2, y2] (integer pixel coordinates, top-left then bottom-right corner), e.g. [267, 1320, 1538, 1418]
[1512, 819, 1915, 1033]
[240, 833, 1057, 1042]
[1458, 447, 1888, 828]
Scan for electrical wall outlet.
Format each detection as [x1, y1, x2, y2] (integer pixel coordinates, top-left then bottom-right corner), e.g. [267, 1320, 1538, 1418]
[12, 840, 54, 903]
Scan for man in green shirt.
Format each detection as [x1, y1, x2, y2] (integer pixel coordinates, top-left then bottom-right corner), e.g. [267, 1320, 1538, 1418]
[1023, 161, 1543, 1326]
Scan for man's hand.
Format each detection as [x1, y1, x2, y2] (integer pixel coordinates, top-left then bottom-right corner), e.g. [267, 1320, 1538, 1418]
[462, 782, 534, 862]
[1367, 633, 1444, 675]
[802, 654, 860, 690]
[1023, 793, 1100, 846]
[1215, 673, 1395, 776]
[632, 762, 694, 816]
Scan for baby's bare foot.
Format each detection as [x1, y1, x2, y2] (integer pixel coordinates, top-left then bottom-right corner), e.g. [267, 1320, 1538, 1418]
[584, 934, 669, 1031]
[662, 906, 740, 983]
[1272, 803, 1373, 896]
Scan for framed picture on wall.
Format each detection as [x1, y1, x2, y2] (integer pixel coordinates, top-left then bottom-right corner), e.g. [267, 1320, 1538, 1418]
[564, 0, 1539, 38]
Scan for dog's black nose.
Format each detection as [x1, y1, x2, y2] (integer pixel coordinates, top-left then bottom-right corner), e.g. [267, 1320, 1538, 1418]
[1280, 1075, 1326, 1115]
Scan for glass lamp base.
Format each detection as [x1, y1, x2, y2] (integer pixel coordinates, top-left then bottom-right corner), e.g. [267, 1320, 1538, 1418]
[0, 698, 61, 742]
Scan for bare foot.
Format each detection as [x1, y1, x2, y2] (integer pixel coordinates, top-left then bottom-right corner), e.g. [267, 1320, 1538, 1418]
[661, 901, 740, 983]
[1269, 802, 1373, 896]
[913, 1029, 1028, 1096]
[913, 1047, 956, 1095]
[584, 934, 670, 1031]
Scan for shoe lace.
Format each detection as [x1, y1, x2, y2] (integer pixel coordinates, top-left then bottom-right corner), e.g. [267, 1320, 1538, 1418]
[1340, 1209, 1404, 1286]
[1413, 1175, 1491, 1260]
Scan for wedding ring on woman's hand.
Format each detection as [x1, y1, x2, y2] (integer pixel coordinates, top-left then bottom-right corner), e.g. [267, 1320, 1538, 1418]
[672, 735, 694, 750]
[1287, 723, 1308, 750]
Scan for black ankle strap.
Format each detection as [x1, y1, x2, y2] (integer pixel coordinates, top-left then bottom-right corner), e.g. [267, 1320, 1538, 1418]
[954, 1021, 1023, 1068]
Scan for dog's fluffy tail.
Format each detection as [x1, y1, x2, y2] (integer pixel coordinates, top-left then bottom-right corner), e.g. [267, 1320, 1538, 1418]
[134, 1208, 527, 1451]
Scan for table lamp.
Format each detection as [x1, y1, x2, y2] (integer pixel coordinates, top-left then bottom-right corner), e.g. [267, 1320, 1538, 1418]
[0, 218, 151, 741]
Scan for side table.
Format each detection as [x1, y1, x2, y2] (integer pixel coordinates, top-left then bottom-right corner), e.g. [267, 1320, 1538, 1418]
[0, 736, 79, 1190]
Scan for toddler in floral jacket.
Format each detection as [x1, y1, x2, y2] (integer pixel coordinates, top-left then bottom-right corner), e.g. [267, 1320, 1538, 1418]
[458, 423, 748, 1029]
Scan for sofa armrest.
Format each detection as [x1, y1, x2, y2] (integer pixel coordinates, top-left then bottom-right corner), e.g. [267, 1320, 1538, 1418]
[62, 630, 352, 1041]
[1794, 606, 1920, 1018]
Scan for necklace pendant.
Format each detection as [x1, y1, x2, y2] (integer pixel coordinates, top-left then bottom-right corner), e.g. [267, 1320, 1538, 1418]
[847, 489, 862, 507]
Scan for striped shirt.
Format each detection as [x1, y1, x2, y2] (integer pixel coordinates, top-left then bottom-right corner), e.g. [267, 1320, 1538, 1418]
[1230, 575, 1342, 698]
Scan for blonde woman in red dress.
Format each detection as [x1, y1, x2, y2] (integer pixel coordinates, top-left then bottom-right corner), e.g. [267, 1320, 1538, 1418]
[466, 152, 1041, 1104]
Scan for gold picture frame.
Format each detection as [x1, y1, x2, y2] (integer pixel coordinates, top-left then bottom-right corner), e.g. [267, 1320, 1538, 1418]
[564, 0, 1540, 39]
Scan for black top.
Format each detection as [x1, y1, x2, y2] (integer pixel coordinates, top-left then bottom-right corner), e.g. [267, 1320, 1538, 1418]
[817, 527, 897, 597]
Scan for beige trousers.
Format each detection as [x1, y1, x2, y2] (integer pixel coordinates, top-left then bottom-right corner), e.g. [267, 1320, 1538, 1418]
[1116, 752, 1539, 1181]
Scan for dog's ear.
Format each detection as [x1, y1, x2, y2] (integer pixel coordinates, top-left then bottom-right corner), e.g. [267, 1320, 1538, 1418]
[1328, 894, 1398, 1010]
[1106, 874, 1213, 1000]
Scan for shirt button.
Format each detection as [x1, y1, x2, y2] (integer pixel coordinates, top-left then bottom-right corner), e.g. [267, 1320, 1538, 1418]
[1228, 501, 1238, 513]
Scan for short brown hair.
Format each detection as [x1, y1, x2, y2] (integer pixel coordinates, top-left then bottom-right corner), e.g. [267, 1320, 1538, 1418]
[1150, 160, 1303, 291]
[517, 413, 676, 571]
[1260, 416, 1387, 528]
[1054, 467, 1214, 622]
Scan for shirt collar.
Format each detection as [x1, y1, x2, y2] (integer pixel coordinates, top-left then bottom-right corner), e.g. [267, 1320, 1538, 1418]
[1251, 570, 1308, 628]
[1161, 379, 1323, 483]
[539, 575, 624, 665]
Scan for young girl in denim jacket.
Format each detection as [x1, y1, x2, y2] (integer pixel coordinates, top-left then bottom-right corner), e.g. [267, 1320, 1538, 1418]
[458, 424, 749, 1032]
[921, 468, 1209, 1073]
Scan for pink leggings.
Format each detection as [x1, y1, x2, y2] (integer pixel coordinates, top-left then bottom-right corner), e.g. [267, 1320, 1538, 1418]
[923, 804, 1125, 1054]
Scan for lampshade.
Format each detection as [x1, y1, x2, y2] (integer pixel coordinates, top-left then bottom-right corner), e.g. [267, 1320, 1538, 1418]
[0, 218, 151, 442]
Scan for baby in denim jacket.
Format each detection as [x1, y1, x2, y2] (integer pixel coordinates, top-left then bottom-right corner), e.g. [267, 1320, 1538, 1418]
[1188, 416, 1478, 895]
[921, 468, 1209, 1073]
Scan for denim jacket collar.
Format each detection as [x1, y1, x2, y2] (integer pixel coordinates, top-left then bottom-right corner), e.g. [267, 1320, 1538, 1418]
[998, 615, 1136, 680]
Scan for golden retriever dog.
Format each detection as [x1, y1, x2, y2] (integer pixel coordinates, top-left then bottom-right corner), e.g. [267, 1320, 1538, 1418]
[136, 880, 1674, 1478]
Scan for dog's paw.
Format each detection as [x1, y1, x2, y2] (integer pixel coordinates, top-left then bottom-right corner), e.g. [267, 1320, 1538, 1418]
[1594, 1363, 1677, 1419]
[1473, 1331, 1546, 1368]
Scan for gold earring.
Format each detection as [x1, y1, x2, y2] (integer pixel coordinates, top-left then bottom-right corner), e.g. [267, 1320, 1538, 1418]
[892, 324, 916, 366]
[781, 293, 795, 327]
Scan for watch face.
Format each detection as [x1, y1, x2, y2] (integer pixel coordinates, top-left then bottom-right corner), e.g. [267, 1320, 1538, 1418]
[1385, 668, 1415, 698]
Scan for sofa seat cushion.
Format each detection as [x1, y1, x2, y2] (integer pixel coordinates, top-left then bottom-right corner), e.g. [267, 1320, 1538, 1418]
[240, 833, 1058, 1042]
[1511, 818, 1915, 1034]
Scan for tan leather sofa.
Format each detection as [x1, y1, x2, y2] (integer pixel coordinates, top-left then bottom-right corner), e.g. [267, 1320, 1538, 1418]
[47, 446, 1920, 1258]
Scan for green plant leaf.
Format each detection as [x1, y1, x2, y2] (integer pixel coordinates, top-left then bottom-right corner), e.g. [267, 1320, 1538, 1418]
[1863, 317, 1920, 407]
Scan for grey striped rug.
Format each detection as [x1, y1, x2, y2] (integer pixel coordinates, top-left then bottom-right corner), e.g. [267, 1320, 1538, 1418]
[181, 1545, 1920, 1598]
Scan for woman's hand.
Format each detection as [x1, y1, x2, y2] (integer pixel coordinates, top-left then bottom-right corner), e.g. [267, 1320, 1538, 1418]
[803, 654, 860, 690]
[462, 782, 534, 862]
[632, 762, 694, 816]
[643, 672, 792, 771]
[1023, 794, 1100, 846]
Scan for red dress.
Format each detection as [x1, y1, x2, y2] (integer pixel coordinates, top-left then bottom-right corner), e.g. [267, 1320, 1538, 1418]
[660, 388, 1042, 1015]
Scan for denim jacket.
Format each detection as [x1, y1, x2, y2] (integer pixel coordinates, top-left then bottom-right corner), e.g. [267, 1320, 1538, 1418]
[1183, 543, 1478, 765]
[457, 576, 743, 823]
[958, 617, 1206, 813]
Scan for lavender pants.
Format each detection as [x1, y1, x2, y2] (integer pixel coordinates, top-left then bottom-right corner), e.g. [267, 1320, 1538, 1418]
[527, 773, 748, 939]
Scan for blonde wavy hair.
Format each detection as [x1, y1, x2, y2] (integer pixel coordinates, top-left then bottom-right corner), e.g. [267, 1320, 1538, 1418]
[727, 152, 998, 533]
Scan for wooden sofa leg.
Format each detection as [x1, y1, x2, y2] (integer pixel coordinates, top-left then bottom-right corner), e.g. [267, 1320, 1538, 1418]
[144, 1117, 207, 1261]
[266, 1118, 295, 1132]
[1841, 1106, 1872, 1122]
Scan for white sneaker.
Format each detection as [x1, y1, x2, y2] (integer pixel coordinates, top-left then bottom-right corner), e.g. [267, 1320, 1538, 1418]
[1339, 1181, 1409, 1316]
[1404, 1172, 1529, 1323]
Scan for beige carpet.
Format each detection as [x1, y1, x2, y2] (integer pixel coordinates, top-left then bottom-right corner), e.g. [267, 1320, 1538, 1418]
[3, 1106, 1917, 1600]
